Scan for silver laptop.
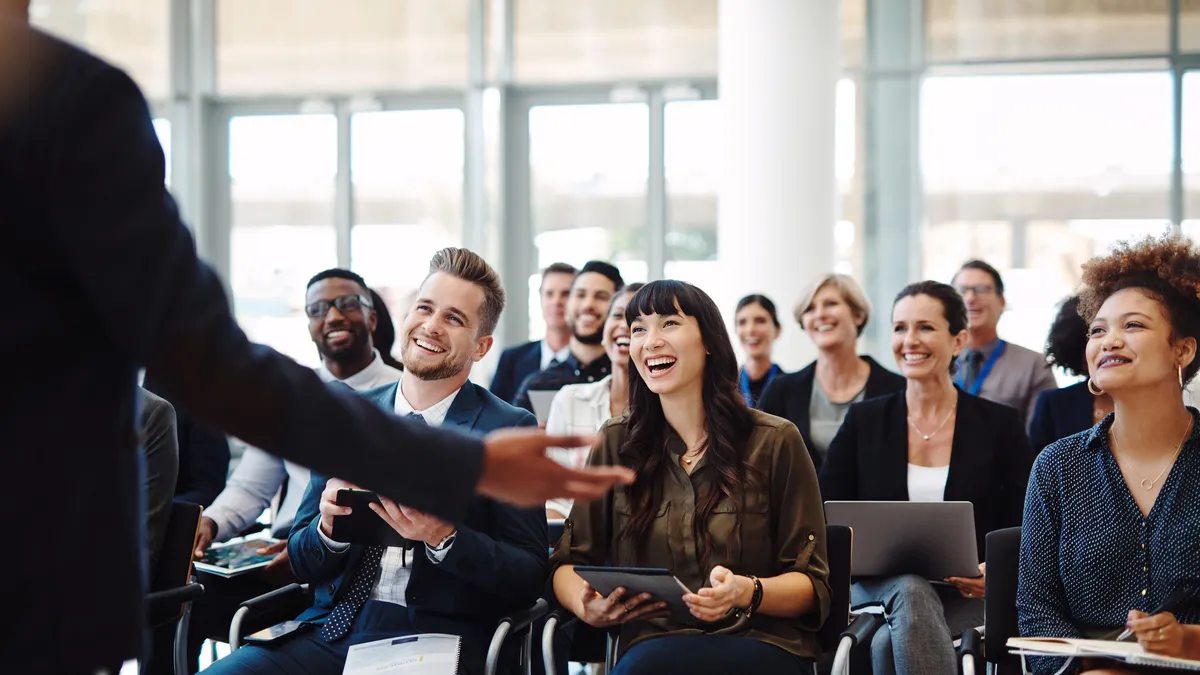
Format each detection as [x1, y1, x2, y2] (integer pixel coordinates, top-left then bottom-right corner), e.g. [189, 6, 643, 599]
[527, 389, 558, 423]
[824, 501, 980, 579]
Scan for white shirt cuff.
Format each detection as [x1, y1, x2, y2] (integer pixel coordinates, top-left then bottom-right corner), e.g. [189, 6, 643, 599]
[424, 535, 455, 563]
[317, 526, 351, 552]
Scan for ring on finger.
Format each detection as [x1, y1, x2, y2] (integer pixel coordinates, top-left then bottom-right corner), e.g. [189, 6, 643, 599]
[1160, 627, 1166, 640]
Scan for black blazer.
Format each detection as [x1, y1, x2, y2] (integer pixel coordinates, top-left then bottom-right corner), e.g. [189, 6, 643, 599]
[490, 340, 541, 405]
[759, 356, 906, 469]
[1028, 381, 1091, 454]
[818, 389, 1034, 558]
[1, 32, 487, 673]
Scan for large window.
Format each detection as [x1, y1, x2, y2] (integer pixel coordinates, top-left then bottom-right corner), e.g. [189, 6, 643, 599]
[921, 71, 1173, 354]
[229, 115, 338, 366]
[350, 109, 466, 338]
[217, 0, 469, 94]
[527, 103, 649, 339]
[30, 0, 169, 97]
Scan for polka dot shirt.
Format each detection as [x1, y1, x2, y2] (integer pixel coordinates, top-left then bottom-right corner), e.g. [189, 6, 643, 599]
[1017, 409, 1200, 674]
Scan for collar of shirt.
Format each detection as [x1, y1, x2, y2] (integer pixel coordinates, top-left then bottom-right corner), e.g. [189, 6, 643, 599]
[540, 340, 571, 371]
[963, 337, 1002, 362]
[315, 349, 400, 391]
[562, 351, 611, 379]
[1083, 407, 1200, 453]
[392, 373, 460, 427]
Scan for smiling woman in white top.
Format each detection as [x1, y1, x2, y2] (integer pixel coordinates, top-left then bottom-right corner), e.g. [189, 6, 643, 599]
[545, 283, 644, 517]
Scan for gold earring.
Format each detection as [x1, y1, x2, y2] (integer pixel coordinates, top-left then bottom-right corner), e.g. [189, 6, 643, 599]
[1087, 379, 1105, 396]
[1180, 365, 1185, 389]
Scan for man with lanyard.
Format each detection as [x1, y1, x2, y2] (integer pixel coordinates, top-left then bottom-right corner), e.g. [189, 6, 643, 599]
[952, 260, 1057, 431]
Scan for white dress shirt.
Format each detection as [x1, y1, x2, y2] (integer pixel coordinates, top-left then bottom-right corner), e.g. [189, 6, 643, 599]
[204, 351, 401, 541]
[544, 376, 614, 516]
[318, 375, 461, 607]
[540, 340, 571, 372]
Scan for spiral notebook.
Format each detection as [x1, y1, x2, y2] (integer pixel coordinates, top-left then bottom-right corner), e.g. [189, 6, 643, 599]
[1008, 637, 1200, 671]
[343, 634, 461, 674]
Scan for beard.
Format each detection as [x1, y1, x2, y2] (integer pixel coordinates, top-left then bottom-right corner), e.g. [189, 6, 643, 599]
[404, 355, 467, 382]
[573, 319, 603, 346]
[317, 324, 371, 364]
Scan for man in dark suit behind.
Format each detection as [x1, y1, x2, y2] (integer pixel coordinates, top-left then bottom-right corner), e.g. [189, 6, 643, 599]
[490, 262, 575, 404]
[206, 249, 546, 675]
[0, 11, 628, 674]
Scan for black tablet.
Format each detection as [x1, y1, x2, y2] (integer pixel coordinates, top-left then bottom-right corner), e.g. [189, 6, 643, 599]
[573, 566, 697, 624]
[331, 489, 412, 549]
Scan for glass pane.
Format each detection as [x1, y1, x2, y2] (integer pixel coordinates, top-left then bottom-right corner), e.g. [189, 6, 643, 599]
[217, 0, 469, 94]
[926, 0, 1169, 62]
[528, 103, 648, 338]
[229, 115, 337, 366]
[30, 0, 169, 97]
[921, 72, 1172, 356]
[350, 109, 466, 338]
[1183, 72, 1200, 241]
[1184, 2, 1200, 52]
[663, 79, 861, 290]
[153, 118, 171, 187]
[514, 0, 717, 83]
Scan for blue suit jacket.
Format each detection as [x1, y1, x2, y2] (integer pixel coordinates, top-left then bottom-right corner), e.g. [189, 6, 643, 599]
[490, 341, 542, 405]
[1, 31, 486, 672]
[288, 381, 547, 663]
[1029, 381, 1091, 454]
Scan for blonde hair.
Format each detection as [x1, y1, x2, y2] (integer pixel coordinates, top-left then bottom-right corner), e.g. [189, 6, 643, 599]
[793, 273, 872, 336]
[427, 247, 506, 337]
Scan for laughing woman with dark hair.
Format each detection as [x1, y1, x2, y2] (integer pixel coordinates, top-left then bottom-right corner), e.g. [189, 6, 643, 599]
[549, 280, 831, 674]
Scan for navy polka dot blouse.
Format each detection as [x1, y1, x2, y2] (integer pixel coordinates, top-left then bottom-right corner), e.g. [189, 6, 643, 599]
[1017, 409, 1200, 674]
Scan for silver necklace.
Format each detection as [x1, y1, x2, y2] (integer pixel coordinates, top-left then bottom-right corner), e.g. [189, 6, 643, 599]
[908, 405, 957, 441]
[1113, 418, 1192, 491]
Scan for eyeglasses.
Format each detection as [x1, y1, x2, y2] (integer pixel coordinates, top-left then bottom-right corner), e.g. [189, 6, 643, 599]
[954, 284, 995, 297]
[305, 294, 373, 319]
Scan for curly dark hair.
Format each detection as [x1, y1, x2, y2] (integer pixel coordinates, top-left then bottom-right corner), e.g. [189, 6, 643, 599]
[1078, 233, 1200, 385]
[620, 280, 759, 566]
[1044, 296, 1086, 378]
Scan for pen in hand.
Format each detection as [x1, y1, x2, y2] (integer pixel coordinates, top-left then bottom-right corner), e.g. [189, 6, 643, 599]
[1115, 582, 1199, 642]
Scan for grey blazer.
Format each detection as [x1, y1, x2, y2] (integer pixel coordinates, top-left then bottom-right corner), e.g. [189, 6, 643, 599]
[139, 388, 179, 566]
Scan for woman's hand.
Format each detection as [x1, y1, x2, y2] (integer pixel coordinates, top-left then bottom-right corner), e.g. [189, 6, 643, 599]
[947, 562, 986, 599]
[683, 565, 745, 622]
[578, 583, 668, 628]
[1127, 610, 1193, 657]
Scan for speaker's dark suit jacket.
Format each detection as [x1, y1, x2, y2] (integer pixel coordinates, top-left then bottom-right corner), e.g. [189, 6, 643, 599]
[490, 340, 542, 405]
[818, 389, 1035, 558]
[288, 381, 547, 674]
[1, 30, 486, 673]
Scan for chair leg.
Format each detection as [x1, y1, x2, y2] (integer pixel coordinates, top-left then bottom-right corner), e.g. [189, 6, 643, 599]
[542, 615, 559, 675]
[831, 634, 854, 675]
[961, 653, 976, 675]
[174, 602, 194, 675]
[228, 606, 251, 652]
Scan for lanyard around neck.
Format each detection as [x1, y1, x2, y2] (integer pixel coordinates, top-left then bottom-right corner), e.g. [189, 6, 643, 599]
[958, 341, 1006, 396]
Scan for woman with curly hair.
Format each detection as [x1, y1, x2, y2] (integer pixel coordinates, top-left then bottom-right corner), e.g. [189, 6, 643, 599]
[1018, 233, 1200, 674]
[1028, 296, 1113, 452]
[549, 280, 830, 674]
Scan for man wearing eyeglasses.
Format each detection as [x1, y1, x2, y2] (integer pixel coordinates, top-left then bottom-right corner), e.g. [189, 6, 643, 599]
[952, 260, 1058, 431]
[173, 269, 404, 674]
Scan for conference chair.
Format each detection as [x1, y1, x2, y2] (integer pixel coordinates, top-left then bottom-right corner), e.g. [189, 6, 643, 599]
[539, 524, 881, 675]
[143, 501, 206, 675]
[957, 527, 1022, 675]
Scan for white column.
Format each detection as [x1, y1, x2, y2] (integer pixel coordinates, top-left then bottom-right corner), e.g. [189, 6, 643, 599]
[717, 0, 841, 371]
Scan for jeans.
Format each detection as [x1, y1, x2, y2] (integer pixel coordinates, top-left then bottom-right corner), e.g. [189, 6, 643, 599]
[851, 574, 984, 675]
[610, 634, 810, 675]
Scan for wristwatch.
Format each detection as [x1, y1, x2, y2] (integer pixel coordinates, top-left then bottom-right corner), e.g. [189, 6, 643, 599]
[429, 530, 457, 552]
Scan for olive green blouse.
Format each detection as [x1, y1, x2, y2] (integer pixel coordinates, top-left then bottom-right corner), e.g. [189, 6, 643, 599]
[549, 409, 831, 659]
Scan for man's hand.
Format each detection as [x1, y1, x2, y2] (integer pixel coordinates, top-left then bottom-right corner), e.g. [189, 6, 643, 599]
[194, 517, 218, 558]
[318, 478, 358, 538]
[476, 429, 633, 508]
[370, 497, 455, 547]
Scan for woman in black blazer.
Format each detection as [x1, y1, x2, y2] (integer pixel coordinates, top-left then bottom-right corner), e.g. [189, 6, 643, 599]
[819, 281, 1034, 675]
[760, 273, 905, 469]
[1028, 295, 1112, 452]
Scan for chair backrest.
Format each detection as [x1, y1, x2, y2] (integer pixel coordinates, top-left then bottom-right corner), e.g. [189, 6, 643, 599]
[152, 501, 202, 593]
[818, 524, 853, 653]
[985, 526, 1022, 672]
